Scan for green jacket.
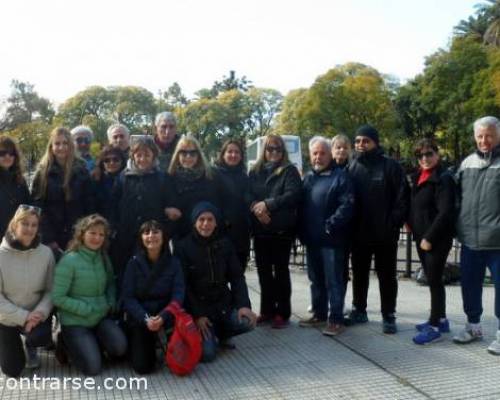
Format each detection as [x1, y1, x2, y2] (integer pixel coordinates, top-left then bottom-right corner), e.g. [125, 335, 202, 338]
[52, 247, 115, 327]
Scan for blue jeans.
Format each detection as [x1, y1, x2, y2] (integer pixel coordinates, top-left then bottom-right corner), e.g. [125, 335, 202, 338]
[202, 310, 254, 362]
[62, 318, 127, 376]
[460, 245, 500, 326]
[306, 245, 347, 324]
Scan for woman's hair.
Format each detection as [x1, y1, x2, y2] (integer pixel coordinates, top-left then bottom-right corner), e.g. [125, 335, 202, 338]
[35, 127, 77, 201]
[67, 214, 110, 252]
[251, 134, 290, 173]
[168, 135, 212, 178]
[137, 220, 168, 254]
[130, 136, 159, 160]
[216, 138, 246, 168]
[414, 138, 439, 156]
[92, 145, 126, 180]
[331, 134, 352, 151]
[0, 135, 25, 184]
[6, 206, 41, 238]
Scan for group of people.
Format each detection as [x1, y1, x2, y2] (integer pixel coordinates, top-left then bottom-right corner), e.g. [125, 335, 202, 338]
[0, 111, 499, 379]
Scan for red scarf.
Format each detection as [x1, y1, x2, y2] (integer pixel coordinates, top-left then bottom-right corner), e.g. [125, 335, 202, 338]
[417, 168, 433, 186]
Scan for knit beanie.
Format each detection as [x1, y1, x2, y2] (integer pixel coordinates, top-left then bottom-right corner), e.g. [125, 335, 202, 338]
[355, 125, 379, 145]
[191, 201, 222, 226]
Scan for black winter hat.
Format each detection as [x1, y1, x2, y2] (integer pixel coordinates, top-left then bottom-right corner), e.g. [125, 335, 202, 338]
[355, 125, 379, 145]
[191, 201, 222, 226]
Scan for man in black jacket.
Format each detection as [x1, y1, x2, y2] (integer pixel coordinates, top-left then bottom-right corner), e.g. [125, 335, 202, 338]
[346, 125, 409, 333]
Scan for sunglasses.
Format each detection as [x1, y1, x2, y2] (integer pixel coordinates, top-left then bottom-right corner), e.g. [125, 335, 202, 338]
[178, 149, 198, 157]
[18, 204, 42, 216]
[416, 151, 436, 160]
[266, 146, 283, 153]
[76, 137, 91, 145]
[0, 150, 15, 157]
[103, 157, 121, 164]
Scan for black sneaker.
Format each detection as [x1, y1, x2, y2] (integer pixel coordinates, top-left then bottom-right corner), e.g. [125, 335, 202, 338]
[383, 316, 397, 334]
[344, 310, 368, 326]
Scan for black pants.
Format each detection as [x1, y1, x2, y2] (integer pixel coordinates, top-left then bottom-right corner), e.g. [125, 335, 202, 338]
[351, 242, 398, 318]
[254, 236, 293, 319]
[0, 319, 52, 377]
[416, 238, 452, 326]
[127, 325, 159, 374]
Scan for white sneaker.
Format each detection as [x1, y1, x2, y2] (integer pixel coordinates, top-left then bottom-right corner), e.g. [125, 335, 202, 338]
[453, 323, 483, 344]
[25, 346, 41, 369]
[487, 331, 500, 355]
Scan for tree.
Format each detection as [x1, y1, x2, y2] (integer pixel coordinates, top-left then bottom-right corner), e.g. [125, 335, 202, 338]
[245, 88, 283, 139]
[159, 82, 189, 110]
[111, 86, 157, 134]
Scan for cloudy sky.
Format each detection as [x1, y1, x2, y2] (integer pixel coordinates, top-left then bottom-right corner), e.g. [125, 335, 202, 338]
[0, 0, 477, 104]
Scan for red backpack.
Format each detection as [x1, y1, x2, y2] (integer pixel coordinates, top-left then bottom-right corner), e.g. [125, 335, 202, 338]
[164, 302, 202, 376]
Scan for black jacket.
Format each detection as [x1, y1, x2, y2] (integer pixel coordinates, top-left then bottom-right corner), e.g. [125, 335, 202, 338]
[175, 232, 251, 320]
[213, 163, 251, 256]
[408, 165, 456, 244]
[121, 249, 184, 327]
[348, 148, 409, 245]
[249, 162, 302, 238]
[0, 169, 30, 239]
[32, 160, 94, 248]
[92, 172, 120, 222]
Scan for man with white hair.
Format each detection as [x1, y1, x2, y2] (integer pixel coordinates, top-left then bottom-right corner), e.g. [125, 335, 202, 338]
[70, 125, 95, 172]
[454, 116, 500, 355]
[298, 136, 354, 336]
[107, 123, 130, 159]
[154, 112, 180, 171]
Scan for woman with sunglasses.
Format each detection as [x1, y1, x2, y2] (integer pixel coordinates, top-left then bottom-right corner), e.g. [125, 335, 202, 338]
[0, 135, 30, 239]
[122, 220, 184, 374]
[167, 135, 225, 240]
[408, 138, 456, 345]
[91, 146, 126, 222]
[32, 127, 95, 254]
[52, 214, 127, 376]
[0, 205, 54, 376]
[249, 134, 302, 329]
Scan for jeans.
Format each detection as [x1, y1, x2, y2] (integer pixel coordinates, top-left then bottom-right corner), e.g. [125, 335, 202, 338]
[460, 245, 500, 326]
[61, 318, 127, 376]
[351, 242, 398, 318]
[306, 245, 348, 324]
[202, 309, 254, 362]
[254, 236, 293, 319]
[0, 318, 52, 377]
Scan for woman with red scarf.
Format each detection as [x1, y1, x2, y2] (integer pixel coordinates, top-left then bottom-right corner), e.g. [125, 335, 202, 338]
[408, 139, 456, 345]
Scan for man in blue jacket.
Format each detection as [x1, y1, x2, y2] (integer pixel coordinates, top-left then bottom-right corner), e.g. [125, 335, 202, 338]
[299, 136, 354, 336]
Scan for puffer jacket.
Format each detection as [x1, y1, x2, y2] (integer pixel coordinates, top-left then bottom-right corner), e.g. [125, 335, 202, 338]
[249, 162, 302, 238]
[457, 145, 500, 250]
[348, 148, 409, 245]
[0, 169, 30, 239]
[0, 237, 54, 327]
[52, 247, 116, 327]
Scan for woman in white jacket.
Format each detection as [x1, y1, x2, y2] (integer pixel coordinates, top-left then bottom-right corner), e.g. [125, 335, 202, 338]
[0, 205, 54, 376]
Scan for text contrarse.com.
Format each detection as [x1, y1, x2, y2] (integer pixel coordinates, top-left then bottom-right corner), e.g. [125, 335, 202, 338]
[0, 375, 148, 391]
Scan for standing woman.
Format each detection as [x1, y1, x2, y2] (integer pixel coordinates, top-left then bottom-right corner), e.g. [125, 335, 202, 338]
[0, 136, 30, 239]
[249, 134, 302, 329]
[408, 139, 455, 345]
[213, 139, 251, 270]
[167, 135, 225, 240]
[32, 127, 94, 253]
[122, 220, 184, 374]
[0, 205, 54, 376]
[331, 134, 352, 169]
[52, 214, 127, 376]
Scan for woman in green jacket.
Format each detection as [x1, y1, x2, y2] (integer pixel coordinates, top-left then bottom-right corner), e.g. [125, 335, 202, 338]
[52, 214, 127, 376]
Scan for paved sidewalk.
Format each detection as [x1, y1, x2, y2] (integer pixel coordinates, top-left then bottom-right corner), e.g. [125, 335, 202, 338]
[0, 267, 498, 400]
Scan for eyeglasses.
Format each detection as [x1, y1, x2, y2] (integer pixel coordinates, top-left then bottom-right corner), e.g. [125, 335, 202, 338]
[266, 146, 283, 154]
[103, 157, 121, 164]
[354, 138, 372, 145]
[159, 124, 176, 130]
[76, 137, 91, 145]
[416, 151, 436, 160]
[17, 204, 42, 216]
[0, 150, 15, 157]
[178, 149, 198, 157]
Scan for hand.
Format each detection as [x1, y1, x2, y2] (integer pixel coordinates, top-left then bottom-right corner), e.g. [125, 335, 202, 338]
[237, 307, 257, 328]
[195, 317, 213, 340]
[24, 320, 37, 333]
[146, 316, 163, 332]
[257, 213, 271, 225]
[165, 207, 182, 221]
[420, 238, 432, 251]
[27, 311, 44, 324]
[251, 201, 269, 217]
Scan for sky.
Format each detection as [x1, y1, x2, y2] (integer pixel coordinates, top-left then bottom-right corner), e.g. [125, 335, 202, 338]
[0, 0, 479, 106]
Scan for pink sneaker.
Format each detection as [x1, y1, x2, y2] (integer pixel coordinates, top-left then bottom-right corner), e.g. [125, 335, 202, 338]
[271, 315, 289, 329]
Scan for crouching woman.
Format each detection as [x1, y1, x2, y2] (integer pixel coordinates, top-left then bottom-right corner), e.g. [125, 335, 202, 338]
[0, 205, 54, 376]
[176, 202, 256, 362]
[52, 214, 127, 376]
[122, 220, 184, 374]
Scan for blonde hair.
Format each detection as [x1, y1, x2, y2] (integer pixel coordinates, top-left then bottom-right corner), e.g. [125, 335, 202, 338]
[67, 214, 110, 253]
[251, 134, 291, 173]
[6, 207, 40, 238]
[34, 127, 77, 202]
[168, 135, 212, 178]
